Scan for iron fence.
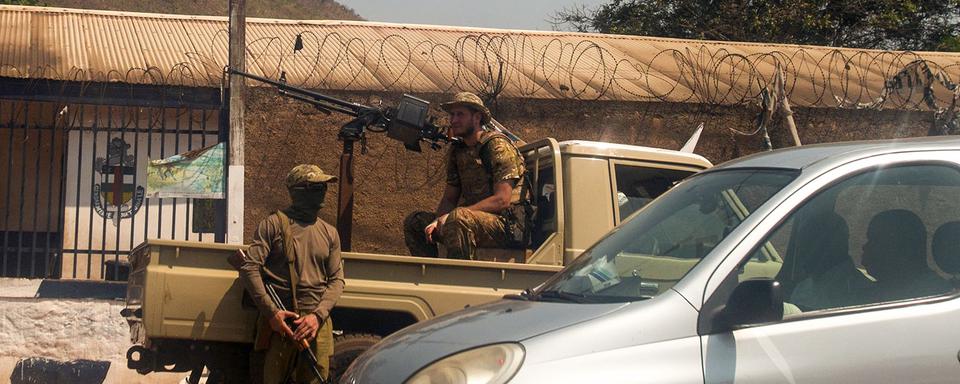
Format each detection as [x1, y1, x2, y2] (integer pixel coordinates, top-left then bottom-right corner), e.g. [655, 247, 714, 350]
[0, 79, 225, 280]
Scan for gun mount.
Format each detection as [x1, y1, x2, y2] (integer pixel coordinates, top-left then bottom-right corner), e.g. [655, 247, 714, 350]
[227, 68, 457, 250]
[228, 69, 453, 152]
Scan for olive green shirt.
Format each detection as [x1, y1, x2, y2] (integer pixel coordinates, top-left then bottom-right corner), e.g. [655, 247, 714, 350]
[236, 213, 345, 320]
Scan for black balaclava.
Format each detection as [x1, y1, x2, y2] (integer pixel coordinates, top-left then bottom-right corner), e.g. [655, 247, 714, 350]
[283, 183, 328, 224]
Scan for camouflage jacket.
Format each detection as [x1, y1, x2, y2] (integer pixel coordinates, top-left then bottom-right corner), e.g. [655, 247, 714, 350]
[446, 131, 525, 209]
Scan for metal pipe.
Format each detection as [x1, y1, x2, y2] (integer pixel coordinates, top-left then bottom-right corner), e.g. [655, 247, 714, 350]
[87, 105, 99, 279]
[199, 109, 207, 243]
[129, 106, 141, 259]
[172, 107, 182, 241]
[3, 101, 16, 276]
[216, 88, 229, 244]
[45, 104, 62, 277]
[113, 105, 126, 280]
[145, 107, 156, 243]
[0, 124, 211, 134]
[53, 103, 71, 278]
[337, 140, 355, 252]
[30, 105, 43, 277]
[99, 105, 111, 279]
[71, 105, 86, 278]
[15, 103, 30, 276]
[185, 108, 193, 241]
[157, 107, 167, 240]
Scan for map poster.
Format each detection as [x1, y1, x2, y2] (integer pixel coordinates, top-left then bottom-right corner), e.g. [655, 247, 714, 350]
[146, 142, 225, 199]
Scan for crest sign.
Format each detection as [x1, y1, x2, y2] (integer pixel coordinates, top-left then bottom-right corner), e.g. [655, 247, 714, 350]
[92, 137, 144, 220]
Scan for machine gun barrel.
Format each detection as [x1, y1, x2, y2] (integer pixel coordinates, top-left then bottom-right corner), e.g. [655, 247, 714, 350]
[226, 66, 457, 251]
[226, 67, 454, 149]
[487, 118, 525, 146]
[228, 68, 369, 117]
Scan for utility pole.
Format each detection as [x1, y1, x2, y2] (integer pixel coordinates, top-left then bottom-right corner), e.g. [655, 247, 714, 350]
[227, 0, 246, 244]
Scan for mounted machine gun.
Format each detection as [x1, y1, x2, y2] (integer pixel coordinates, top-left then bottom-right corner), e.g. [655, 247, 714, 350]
[227, 68, 456, 251]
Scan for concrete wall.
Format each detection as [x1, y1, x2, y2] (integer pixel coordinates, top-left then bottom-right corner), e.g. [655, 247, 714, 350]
[242, 89, 935, 253]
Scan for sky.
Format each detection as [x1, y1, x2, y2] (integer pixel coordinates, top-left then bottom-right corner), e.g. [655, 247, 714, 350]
[336, 0, 609, 31]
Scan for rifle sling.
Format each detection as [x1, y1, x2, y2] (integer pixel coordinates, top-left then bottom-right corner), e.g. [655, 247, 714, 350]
[276, 210, 301, 314]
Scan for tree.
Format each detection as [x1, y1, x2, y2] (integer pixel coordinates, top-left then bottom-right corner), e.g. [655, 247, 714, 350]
[553, 0, 960, 51]
[1, 0, 44, 5]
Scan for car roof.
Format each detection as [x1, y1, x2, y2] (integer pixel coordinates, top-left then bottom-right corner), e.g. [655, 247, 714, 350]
[713, 136, 960, 171]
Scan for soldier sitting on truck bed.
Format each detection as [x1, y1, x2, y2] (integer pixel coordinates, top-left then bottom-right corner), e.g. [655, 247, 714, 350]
[230, 164, 345, 384]
[403, 92, 527, 260]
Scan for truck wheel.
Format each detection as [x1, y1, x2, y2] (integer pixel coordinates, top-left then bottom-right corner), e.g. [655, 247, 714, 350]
[331, 333, 382, 380]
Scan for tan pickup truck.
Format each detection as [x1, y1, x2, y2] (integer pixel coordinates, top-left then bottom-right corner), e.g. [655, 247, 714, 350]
[122, 138, 711, 381]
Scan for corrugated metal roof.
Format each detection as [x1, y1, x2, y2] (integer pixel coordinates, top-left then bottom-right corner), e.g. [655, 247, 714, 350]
[2, 4, 959, 110]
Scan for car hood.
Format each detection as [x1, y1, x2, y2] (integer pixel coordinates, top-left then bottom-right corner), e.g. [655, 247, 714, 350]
[341, 298, 627, 384]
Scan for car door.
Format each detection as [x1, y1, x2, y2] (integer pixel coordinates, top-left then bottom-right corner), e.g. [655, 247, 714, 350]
[699, 153, 960, 383]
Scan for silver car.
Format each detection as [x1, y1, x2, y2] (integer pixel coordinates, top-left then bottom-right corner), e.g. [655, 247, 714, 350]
[342, 136, 960, 384]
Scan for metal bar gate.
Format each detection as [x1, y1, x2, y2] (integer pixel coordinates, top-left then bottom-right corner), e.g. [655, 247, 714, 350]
[0, 83, 226, 280]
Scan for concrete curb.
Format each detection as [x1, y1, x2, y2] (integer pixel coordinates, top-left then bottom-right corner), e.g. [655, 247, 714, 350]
[0, 278, 126, 300]
[0, 278, 188, 383]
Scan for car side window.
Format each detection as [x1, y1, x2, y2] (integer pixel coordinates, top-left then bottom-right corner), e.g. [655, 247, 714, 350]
[741, 164, 960, 316]
[530, 164, 557, 250]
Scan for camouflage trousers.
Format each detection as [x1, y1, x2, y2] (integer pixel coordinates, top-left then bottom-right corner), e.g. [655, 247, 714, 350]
[253, 316, 333, 384]
[403, 207, 514, 260]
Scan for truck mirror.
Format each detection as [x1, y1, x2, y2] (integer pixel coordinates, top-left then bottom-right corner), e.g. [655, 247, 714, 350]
[713, 279, 784, 332]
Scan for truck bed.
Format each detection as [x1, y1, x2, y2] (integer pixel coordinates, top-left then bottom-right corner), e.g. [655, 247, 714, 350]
[126, 239, 562, 345]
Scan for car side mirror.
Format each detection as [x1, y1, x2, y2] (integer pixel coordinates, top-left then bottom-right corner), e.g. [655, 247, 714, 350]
[712, 279, 784, 332]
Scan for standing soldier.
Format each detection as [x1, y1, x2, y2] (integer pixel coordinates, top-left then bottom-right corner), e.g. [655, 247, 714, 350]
[231, 164, 344, 384]
[403, 92, 527, 260]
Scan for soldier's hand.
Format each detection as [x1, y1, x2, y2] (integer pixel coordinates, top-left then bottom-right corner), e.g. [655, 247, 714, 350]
[293, 313, 321, 341]
[425, 221, 438, 243]
[426, 214, 450, 243]
[269, 310, 298, 339]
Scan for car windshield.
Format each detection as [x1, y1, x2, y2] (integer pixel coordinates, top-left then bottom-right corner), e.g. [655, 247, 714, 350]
[533, 169, 797, 303]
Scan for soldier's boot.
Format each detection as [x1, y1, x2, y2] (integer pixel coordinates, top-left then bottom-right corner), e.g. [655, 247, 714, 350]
[403, 211, 439, 257]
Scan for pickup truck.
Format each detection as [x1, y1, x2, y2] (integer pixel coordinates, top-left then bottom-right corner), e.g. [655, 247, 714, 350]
[122, 138, 711, 381]
[342, 136, 960, 384]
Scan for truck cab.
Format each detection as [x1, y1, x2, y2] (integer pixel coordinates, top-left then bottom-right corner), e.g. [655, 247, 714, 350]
[539, 139, 711, 264]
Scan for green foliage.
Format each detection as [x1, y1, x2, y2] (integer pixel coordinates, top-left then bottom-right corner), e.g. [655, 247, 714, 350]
[938, 35, 960, 51]
[553, 0, 960, 51]
[1, 0, 44, 5]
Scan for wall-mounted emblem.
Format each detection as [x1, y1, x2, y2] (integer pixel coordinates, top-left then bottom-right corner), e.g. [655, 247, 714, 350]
[93, 137, 144, 221]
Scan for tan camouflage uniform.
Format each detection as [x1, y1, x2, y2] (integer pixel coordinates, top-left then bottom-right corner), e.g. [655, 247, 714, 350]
[404, 129, 526, 260]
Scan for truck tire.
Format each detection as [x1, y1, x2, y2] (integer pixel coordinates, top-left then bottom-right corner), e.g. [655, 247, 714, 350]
[331, 333, 382, 381]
